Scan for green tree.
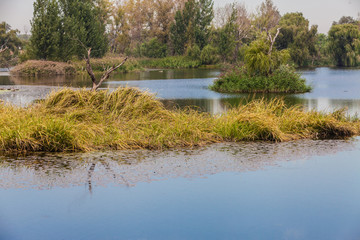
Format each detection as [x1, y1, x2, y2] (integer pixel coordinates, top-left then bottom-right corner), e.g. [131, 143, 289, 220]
[29, 0, 107, 61]
[28, 0, 62, 60]
[328, 23, 360, 67]
[245, 39, 289, 76]
[170, 0, 213, 55]
[170, 10, 187, 55]
[0, 22, 22, 53]
[141, 38, 167, 58]
[276, 12, 318, 66]
[60, 0, 107, 59]
[0, 22, 22, 67]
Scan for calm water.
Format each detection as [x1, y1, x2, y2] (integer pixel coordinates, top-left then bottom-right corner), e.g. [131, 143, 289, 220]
[1, 68, 360, 239]
[1, 139, 360, 240]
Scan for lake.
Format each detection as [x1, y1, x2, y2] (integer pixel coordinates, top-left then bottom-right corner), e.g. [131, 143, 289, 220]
[1, 67, 360, 240]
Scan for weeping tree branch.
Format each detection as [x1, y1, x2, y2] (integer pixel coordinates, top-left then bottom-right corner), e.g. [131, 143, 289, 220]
[85, 48, 128, 91]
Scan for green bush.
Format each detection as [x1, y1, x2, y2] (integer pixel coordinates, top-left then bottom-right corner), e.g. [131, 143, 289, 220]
[141, 38, 167, 58]
[210, 64, 311, 93]
[139, 56, 201, 69]
[186, 44, 201, 60]
[200, 45, 219, 65]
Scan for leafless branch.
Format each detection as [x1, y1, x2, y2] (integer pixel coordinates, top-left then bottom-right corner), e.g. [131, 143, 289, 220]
[267, 27, 281, 56]
[85, 48, 128, 91]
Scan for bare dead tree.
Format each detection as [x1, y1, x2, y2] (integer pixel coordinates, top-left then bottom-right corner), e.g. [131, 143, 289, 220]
[266, 27, 281, 56]
[85, 48, 128, 91]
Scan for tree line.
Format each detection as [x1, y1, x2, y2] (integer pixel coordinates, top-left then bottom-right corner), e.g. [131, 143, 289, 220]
[1, 0, 360, 67]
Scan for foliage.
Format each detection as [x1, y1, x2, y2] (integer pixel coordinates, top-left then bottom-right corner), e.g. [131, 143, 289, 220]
[210, 64, 311, 93]
[28, 0, 107, 61]
[0, 87, 358, 153]
[141, 38, 167, 58]
[0, 22, 22, 67]
[170, 0, 214, 54]
[186, 44, 201, 60]
[139, 56, 202, 69]
[200, 44, 219, 64]
[328, 23, 360, 67]
[276, 12, 318, 67]
[244, 39, 290, 76]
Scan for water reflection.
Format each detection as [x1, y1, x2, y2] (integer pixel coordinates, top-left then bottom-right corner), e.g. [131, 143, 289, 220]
[0, 139, 356, 190]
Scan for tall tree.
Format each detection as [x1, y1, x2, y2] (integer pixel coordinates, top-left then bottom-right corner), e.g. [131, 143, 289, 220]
[170, 0, 214, 54]
[276, 12, 318, 66]
[29, 0, 61, 60]
[328, 23, 360, 67]
[29, 0, 107, 61]
[253, 0, 280, 33]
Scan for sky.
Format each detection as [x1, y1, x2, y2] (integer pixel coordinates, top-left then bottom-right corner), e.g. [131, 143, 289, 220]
[0, 0, 359, 34]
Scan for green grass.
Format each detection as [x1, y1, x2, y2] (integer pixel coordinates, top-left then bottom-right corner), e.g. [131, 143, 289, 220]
[210, 65, 312, 93]
[0, 87, 358, 153]
[138, 56, 202, 69]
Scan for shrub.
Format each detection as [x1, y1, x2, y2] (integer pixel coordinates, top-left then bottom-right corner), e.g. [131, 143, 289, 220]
[186, 44, 201, 60]
[210, 64, 311, 93]
[141, 38, 167, 58]
[200, 45, 219, 65]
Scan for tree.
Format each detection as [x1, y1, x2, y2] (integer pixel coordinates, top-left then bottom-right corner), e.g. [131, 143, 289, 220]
[0, 22, 22, 54]
[28, 0, 108, 61]
[333, 16, 359, 25]
[276, 12, 318, 66]
[85, 48, 127, 91]
[28, 0, 62, 60]
[60, 0, 108, 59]
[253, 0, 280, 33]
[0, 22, 22, 67]
[170, 0, 214, 54]
[328, 23, 360, 67]
[245, 38, 289, 76]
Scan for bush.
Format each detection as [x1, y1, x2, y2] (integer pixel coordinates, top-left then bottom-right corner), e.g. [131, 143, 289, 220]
[200, 45, 219, 65]
[186, 44, 201, 60]
[139, 56, 201, 69]
[141, 38, 167, 58]
[210, 64, 311, 93]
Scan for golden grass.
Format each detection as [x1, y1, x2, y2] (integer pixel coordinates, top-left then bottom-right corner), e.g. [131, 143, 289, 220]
[11, 60, 76, 76]
[0, 87, 359, 153]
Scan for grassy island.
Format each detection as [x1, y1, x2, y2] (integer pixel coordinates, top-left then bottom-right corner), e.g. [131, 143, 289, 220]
[210, 64, 312, 93]
[210, 38, 312, 94]
[0, 87, 358, 153]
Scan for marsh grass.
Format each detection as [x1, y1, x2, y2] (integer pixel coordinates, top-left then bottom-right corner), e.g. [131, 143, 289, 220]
[11, 60, 76, 76]
[0, 87, 359, 153]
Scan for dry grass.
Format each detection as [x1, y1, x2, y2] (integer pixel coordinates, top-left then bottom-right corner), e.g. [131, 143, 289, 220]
[10, 60, 76, 76]
[0, 87, 359, 153]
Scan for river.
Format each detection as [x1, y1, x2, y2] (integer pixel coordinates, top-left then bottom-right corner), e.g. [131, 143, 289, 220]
[0, 68, 360, 239]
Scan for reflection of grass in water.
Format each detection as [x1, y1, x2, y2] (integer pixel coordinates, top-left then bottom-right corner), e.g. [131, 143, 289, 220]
[0, 87, 359, 153]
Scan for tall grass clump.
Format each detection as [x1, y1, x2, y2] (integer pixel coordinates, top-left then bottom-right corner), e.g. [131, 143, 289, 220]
[210, 65, 312, 93]
[0, 88, 359, 153]
[11, 60, 76, 76]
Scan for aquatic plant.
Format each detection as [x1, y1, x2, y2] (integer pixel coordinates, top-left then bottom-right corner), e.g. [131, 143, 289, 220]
[0, 87, 358, 153]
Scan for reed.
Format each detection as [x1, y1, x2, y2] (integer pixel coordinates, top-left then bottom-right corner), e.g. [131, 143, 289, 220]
[0, 87, 358, 153]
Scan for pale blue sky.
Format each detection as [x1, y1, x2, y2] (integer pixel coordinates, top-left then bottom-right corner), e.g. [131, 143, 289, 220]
[0, 0, 359, 34]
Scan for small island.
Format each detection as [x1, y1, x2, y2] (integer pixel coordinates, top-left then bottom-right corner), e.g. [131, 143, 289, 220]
[210, 34, 312, 94]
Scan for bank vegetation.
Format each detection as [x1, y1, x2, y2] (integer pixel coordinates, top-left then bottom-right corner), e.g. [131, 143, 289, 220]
[0, 87, 358, 153]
